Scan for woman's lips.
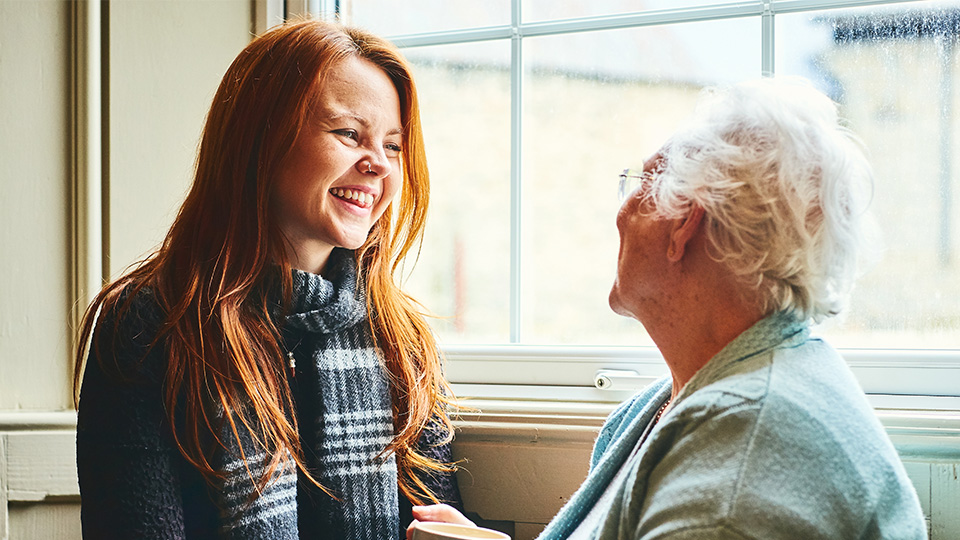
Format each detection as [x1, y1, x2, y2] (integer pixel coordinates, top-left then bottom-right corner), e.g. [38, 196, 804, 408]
[330, 187, 374, 209]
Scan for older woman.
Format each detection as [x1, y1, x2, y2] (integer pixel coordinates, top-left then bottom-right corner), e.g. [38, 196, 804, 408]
[411, 77, 925, 539]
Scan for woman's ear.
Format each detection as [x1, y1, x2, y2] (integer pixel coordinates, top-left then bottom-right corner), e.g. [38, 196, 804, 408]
[667, 205, 705, 262]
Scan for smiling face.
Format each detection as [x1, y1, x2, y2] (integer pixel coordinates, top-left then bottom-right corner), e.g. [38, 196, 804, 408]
[272, 56, 403, 274]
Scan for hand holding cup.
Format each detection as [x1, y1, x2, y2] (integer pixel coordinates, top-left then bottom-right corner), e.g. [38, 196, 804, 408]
[407, 504, 510, 540]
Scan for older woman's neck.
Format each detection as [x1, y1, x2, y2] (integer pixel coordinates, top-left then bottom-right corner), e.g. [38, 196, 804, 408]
[646, 262, 765, 398]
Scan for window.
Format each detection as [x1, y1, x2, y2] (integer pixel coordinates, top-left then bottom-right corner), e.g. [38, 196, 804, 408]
[329, 0, 960, 398]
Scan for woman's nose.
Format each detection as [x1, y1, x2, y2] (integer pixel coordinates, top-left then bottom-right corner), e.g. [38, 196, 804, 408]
[357, 148, 391, 177]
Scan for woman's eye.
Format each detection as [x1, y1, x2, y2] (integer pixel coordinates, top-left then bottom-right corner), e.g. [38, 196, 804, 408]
[332, 129, 358, 142]
[385, 142, 402, 156]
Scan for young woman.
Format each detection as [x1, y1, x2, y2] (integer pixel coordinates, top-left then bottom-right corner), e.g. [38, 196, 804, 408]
[75, 20, 460, 540]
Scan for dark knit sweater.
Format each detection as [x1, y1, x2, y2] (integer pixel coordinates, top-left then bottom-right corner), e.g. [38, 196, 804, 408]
[76, 250, 461, 539]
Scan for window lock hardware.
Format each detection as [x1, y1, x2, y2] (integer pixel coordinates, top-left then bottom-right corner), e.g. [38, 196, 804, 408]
[594, 369, 645, 391]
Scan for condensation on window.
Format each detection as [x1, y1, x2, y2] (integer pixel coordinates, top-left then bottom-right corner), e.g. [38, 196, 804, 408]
[779, 1, 960, 348]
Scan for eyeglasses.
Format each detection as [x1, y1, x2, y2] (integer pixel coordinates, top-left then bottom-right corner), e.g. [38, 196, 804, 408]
[618, 168, 648, 202]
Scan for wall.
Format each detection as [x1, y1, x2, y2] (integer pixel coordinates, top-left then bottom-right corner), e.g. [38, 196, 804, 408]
[0, 0, 74, 413]
[107, 1, 251, 276]
[0, 1, 250, 538]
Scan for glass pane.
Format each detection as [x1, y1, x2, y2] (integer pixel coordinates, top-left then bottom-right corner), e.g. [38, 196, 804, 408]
[521, 18, 761, 345]
[340, 0, 510, 36]
[777, 2, 960, 349]
[523, 0, 756, 23]
[402, 41, 513, 344]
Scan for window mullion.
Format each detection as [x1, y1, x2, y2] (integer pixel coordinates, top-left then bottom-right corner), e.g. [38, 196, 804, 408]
[762, 1, 775, 75]
[509, 0, 523, 343]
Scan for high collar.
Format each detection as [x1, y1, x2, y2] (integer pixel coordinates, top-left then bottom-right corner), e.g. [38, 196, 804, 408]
[676, 311, 810, 403]
[284, 249, 366, 334]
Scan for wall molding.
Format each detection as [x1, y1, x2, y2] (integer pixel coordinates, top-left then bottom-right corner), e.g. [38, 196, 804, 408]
[452, 394, 960, 454]
[0, 413, 77, 432]
[0, 405, 957, 540]
[0, 422, 79, 540]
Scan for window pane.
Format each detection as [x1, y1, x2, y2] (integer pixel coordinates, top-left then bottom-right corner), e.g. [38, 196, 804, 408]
[340, 0, 510, 36]
[777, 2, 960, 349]
[402, 41, 513, 344]
[521, 19, 761, 345]
[522, 0, 755, 23]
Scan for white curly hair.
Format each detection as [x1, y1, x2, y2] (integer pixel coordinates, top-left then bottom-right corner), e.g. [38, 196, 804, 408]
[647, 76, 876, 323]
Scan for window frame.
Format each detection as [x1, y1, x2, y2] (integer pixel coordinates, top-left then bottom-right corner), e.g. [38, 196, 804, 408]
[443, 345, 960, 401]
[312, 0, 960, 400]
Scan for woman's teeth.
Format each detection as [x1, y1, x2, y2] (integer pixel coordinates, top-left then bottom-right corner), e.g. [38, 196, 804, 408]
[331, 188, 374, 208]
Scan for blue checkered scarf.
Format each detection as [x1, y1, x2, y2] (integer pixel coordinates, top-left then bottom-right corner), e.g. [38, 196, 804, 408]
[213, 250, 399, 539]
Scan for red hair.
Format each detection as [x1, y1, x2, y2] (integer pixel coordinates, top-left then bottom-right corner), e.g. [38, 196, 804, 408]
[74, 19, 454, 503]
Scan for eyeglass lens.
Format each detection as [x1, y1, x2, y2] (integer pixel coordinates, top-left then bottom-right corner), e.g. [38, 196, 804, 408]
[619, 169, 644, 202]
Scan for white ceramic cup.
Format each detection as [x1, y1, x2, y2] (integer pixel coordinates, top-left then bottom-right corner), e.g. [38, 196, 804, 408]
[410, 522, 511, 540]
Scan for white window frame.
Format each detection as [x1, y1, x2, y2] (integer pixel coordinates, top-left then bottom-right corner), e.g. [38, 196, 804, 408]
[303, 0, 960, 402]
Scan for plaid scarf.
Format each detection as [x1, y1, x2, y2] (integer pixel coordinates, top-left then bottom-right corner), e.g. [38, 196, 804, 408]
[214, 250, 399, 539]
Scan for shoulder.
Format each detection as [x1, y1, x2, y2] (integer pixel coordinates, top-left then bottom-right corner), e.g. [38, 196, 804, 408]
[87, 284, 168, 383]
[661, 337, 896, 479]
[76, 284, 177, 454]
[638, 339, 923, 538]
[668, 336, 856, 431]
[758, 337, 892, 461]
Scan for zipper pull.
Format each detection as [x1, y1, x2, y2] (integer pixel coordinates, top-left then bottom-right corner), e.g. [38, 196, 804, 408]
[287, 351, 296, 377]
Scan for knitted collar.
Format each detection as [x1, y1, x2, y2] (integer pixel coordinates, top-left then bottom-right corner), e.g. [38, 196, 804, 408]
[677, 310, 809, 404]
[285, 248, 366, 334]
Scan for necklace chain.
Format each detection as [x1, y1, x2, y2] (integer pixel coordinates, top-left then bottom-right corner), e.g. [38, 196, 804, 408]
[653, 399, 671, 425]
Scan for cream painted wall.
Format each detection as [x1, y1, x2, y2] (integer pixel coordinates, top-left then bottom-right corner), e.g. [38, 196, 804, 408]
[0, 1, 252, 538]
[0, 0, 251, 405]
[0, 0, 74, 411]
[0, 1, 251, 410]
[107, 0, 251, 276]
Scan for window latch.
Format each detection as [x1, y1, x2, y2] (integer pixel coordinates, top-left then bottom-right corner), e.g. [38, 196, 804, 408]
[594, 369, 646, 390]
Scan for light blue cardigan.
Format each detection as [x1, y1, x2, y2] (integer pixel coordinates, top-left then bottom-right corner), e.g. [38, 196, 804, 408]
[537, 312, 927, 540]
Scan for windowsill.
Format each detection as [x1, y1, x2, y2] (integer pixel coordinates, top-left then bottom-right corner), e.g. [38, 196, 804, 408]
[449, 384, 960, 461]
[443, 345, 960, 397]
